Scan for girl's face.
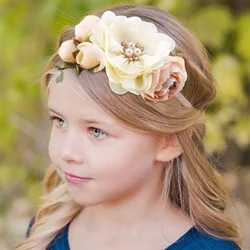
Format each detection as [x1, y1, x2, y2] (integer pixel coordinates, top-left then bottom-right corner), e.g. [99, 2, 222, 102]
[47, 70, 164, 206]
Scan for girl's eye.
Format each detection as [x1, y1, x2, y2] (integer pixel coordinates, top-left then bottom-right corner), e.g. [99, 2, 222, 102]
[49, 116, 68, 128]
[49, 116, 109, 140]
[89, 127, 109, 140]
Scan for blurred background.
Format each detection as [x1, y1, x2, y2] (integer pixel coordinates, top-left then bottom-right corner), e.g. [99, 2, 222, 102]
[0, 0, 249, 249]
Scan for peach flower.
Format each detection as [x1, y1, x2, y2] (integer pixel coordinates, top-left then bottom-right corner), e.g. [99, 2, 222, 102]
[57, 40, 78, 63]
[141, 56, 187, 102]
[76, 42, 104, 70]
[75, 15, 101, 42]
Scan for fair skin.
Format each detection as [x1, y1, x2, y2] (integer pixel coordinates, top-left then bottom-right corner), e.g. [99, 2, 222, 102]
[47, 70, 193, 250]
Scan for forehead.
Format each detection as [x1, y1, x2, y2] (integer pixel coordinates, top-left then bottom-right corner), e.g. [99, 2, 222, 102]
[47, 70, 112, 120]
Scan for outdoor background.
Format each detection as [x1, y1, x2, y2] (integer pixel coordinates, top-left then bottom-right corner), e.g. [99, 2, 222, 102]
[0, 0, 249, 249]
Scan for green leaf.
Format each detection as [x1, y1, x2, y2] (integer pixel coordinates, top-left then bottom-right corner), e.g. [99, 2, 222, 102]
[177, 53, 184, 58]
[63, 61, 75, 67]
[49, 60, 61, 69]
[56, 70, 64, 83]
[72, 50, 79, 59]
[75, 64, 83, 75]
[73, 38, 80, 46]
[81, 35, 91, 42]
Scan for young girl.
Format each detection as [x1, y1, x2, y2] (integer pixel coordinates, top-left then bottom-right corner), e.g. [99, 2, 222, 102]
[15, 4, 243, 250]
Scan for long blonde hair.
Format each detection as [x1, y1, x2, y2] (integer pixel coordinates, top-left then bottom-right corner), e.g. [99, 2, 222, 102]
[15, 5, 244, 250]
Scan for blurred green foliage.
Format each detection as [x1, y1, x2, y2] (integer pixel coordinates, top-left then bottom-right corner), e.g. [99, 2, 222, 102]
[0, 0, 249, 217]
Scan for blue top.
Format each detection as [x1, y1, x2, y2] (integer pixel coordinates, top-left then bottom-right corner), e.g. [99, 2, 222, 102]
[26, 217, 241, 249]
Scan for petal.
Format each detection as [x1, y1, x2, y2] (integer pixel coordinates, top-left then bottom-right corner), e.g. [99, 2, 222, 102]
[93, 60, 105, 72]
[141, 21, 157, 34]
[101, 11, 117, 25]
[90, 20, 107, 49]
[153, 33, 176, 56]
[90, 33, 105, 49]
[75, 50, 84, 64]
[90, 44, 104, 59]
[135, 34, 156, 55]
[75, 15, 101, 41]
[108, 18, 136, 46]
[126, 16, 142, 29]
[158, 67, 171, 86]
[151, 70, 163, 92]
[58, 40, 77, 63]
[132, 22, 157, 55]
[109, 80, 128, 94]
[76, 42, 100, 69]
[105, 61, 122, 83]
[107, 53, 143, 76]
[140, 55, 165, 73]
[120, 73, 152, 94]
[91, 45, 106, 71]
[108, 36, 123, 54]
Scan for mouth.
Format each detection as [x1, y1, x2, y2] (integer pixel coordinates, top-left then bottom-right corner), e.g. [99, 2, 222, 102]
[64, 172, 91, 184]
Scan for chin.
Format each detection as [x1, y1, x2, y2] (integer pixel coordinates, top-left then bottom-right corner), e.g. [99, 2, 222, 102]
[66, 185, 104, 207]
[66, 181, 133, 207]
[71, 195, 107, 207]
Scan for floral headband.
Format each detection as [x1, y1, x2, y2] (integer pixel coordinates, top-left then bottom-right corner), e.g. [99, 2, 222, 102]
[50, 11, 192, 108]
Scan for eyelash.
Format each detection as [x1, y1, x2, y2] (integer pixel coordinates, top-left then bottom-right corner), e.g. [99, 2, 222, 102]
[49, 115, 110, 140]
[49, 116, 67, 128]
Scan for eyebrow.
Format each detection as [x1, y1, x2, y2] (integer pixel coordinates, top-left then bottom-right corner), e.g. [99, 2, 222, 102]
[48, 107, 117, 126]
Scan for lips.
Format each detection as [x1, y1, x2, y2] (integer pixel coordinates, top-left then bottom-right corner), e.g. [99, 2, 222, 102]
[64, 172, 89, 179]
[64, 172, 91, 184]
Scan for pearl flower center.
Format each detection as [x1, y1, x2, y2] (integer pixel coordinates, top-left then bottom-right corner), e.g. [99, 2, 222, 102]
[121, 41, 144, 62]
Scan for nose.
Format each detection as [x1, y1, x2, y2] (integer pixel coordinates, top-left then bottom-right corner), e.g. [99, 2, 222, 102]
[60, 131, 85, 164]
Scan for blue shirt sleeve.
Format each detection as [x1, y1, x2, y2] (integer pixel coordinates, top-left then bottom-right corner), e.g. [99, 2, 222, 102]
[165, 226, 241, 250]
[26, 217, 35, 238]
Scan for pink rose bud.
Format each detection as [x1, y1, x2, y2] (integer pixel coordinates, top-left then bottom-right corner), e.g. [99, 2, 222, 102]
[76, 42, 101, 69]
[75, 15, 101, 42]
[58, 40, 78, 63]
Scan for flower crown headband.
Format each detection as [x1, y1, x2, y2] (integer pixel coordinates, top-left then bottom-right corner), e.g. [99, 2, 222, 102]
[50, 10, 192, 108]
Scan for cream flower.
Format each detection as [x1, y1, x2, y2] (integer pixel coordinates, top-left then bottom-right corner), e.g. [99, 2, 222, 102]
[141, 56, 187, 101]
[76, 42, 105, 70]
[75, 15, 101, 42]
[58, 40, 78, 63]
[90, 11, 176, 95]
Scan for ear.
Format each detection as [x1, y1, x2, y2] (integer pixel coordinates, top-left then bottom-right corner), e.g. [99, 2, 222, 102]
[154, 134, 183, 163]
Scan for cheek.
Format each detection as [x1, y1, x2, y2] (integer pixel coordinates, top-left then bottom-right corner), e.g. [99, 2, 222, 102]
[91, 138, 155, 185]
[47, 131, 66, 180]
[48, 130, 62, 164]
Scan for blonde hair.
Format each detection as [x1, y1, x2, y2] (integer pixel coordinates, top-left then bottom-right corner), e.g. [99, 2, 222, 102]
[15, 5, 244, 250]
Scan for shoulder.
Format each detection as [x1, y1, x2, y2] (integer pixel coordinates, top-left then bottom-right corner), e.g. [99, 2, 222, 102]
[46, 222, 70, 249]
[180, 227, 241, 250]
[26, 217, 70, 249]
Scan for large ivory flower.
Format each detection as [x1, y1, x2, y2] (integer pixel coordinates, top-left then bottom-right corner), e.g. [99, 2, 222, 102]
[90, 11, 176, 95]
[58, 40, 78, 63]
[141, 56, 187, 101]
